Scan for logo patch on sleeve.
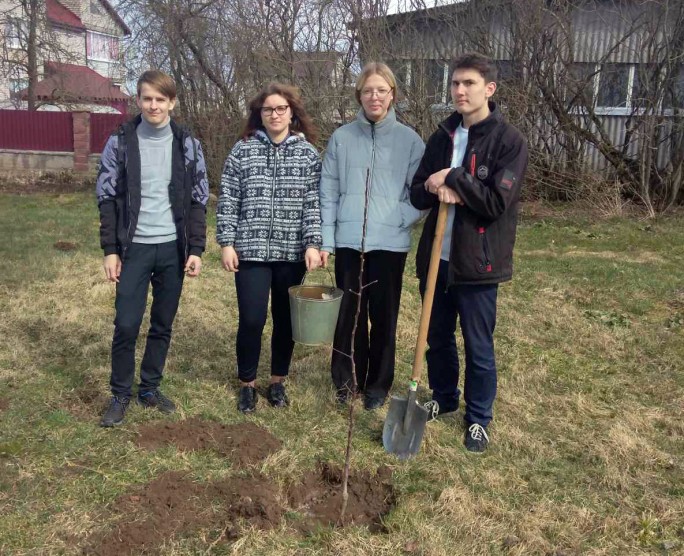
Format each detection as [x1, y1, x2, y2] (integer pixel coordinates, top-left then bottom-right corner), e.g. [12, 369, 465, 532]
[477, 165, 489, 179]
[500, 169, 516, 190]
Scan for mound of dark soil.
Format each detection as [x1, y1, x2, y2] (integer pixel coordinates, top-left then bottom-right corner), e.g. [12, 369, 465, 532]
[289, 462, 395, 532]
[85, 461, 396, 554]
[87, 470, 285, 555]
[53, 240, 78, 251]
[135, 417, 283, 465]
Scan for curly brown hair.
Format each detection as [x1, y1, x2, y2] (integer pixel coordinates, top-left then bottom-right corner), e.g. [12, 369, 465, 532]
[240, 82, 317, 144]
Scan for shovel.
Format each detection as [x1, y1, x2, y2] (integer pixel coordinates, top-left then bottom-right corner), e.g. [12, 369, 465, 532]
[383, 202, 449, 459]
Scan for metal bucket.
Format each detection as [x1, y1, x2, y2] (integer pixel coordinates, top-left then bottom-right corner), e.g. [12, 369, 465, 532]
[289, 269, 343, 346]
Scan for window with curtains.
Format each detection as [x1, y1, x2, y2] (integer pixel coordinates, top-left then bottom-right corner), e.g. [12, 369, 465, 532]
[87, 31, 119, 62]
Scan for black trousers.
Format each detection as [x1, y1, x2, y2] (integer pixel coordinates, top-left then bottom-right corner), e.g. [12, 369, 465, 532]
[110, 241, 184, 398]
[234, 260, 306, 383]
[331, 248, 407, 398]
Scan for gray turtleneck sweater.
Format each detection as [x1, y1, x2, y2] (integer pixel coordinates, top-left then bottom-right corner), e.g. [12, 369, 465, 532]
[133, 117, 176, 244]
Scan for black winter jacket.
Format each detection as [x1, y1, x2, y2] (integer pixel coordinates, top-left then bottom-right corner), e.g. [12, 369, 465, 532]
[410, 102, 528, 285]
[96, 115, 209, 260]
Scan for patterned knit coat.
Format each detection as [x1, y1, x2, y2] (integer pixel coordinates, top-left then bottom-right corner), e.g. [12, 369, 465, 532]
[216, 130, 322, 262]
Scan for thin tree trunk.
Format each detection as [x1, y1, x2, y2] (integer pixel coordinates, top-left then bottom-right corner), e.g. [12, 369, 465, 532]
[340, 164, 374, 522]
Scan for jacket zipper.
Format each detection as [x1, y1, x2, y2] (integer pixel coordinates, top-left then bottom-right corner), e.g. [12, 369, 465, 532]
[266, 143, 279, 260]
[359, 123, 377, 255]
[181, 132, 188, 260]
[123, 139, 131, 260]
[471, 150, 492, 273]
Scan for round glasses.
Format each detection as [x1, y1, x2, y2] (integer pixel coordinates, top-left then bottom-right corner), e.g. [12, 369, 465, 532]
[360, 88, 392, 99]
[261, 105, 290, 116]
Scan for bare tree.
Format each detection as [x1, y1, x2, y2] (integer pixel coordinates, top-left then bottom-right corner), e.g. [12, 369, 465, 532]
[0, 0, 78, 110]
[357, 0, 684, 212]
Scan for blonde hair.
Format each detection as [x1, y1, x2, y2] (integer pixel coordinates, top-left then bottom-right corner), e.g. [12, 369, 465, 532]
[355, 62, 397, 105]
[137, 70, 177, 100]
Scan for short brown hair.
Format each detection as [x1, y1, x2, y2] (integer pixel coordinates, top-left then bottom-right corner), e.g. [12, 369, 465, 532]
[449, 52, 497, 84]
[136, 70, 177, 100]
[355, 62, 397, 105]
[240, 82, 317, 144]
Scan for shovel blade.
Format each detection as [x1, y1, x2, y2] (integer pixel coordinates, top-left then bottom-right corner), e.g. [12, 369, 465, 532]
[382, 395, 429, 460]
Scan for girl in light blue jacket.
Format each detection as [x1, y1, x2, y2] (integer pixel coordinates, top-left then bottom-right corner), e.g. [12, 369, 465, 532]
[320, 62, 425, 410]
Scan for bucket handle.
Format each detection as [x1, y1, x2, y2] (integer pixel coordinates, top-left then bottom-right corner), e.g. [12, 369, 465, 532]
[298, 266, 337, 289]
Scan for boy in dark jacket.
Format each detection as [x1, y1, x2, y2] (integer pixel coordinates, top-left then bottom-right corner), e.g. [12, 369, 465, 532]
[96, 70, 209, 427]
[410, 53, 528, 452]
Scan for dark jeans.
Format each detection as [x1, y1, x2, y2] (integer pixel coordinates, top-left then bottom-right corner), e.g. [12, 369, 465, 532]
[331, 248, 407, 399]
[419, 259, 498, 426]
[110, 241, 184, 398]
[234, 260, 306, 383]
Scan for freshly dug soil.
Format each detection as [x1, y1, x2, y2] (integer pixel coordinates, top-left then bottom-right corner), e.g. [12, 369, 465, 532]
[53, 240, 78, 251]
[289, 462, 395, 532]
[87, 470, 284, 555]
[135, 417, 283, 465]
[85, 414, 395, 553]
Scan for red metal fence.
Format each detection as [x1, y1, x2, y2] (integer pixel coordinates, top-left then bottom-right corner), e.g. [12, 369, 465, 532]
[90, 113, 127, 153]
[0, 110, 127, 154]
[0, 109, 74, 151]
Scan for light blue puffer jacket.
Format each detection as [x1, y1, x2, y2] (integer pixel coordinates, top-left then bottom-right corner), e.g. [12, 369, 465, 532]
[320, 107, 425, 253]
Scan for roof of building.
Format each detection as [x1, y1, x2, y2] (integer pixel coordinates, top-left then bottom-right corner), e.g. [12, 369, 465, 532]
[99, 0, 131, 36]
[20, 62, 130, 103]
[45, 0, 131, 36]
[46, 0, 86, 31]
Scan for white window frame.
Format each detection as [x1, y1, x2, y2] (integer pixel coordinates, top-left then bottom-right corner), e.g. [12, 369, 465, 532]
[594, 63, 633, 115]
[87, 30, 119, 63]
[568, 63, 668, 117]
[9, 76, 28, 94]
[5, 18, 27, 50]
[405, 59, 449, 107]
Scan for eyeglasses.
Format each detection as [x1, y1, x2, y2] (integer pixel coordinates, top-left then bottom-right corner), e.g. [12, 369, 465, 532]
[261, 105, 289, 116]
[360, 88, 392, 99]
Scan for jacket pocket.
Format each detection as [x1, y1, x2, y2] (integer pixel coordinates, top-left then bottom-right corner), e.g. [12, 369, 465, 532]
[477, 226, 493, 274]
[337, 193, 364, 223]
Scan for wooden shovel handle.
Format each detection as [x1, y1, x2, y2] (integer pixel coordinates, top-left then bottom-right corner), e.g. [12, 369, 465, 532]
[411, 202, 449, 382]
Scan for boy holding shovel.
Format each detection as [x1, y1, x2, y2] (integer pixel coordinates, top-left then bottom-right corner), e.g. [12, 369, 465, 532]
[410, 53, 528, 452]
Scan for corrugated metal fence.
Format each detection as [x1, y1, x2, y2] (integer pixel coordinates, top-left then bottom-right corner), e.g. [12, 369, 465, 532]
[0, 110, 74, 151]
[90, 114, 127, 153]
[0, 110, 127, 154]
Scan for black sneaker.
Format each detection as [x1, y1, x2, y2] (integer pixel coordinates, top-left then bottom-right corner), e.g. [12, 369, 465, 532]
[238, 386, 257, 414]
[137, 389, 176, 414]
[464, 422, 490, 453]
[363, 395, 387, 411]
[266, 383, 289, 408]
[335, 387, 350, 405]
[100, 396, 130, 427]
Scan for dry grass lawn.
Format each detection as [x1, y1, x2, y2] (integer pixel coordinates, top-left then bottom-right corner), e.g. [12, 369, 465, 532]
[0, 192, 682, 555]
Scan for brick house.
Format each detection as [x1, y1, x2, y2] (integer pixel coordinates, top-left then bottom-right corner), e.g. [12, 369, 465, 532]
[0, 0, 130, 112]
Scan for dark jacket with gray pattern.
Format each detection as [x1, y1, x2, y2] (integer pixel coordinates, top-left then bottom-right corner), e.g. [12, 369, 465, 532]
[216, 131, 322, 262]
[96, 115, 209, 259]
